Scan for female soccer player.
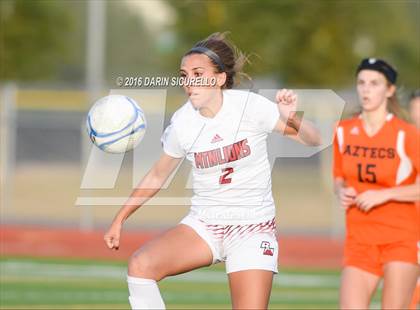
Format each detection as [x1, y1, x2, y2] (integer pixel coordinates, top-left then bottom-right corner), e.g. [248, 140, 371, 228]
[409, 90, 420, 129]
[104, 32, 320, 309]
[333, 58, 420, 309]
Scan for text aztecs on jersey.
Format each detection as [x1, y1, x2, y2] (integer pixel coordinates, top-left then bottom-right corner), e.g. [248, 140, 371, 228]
[343, 145, 395, 159]
[194, 138, 251, 169]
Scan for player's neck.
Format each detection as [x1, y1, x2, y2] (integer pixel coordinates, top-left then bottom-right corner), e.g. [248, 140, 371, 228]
[361, 105, 388, 134]
[199, 90, 223, 118]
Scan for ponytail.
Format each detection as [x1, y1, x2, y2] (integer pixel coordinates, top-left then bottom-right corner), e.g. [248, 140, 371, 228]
[186, 32, 252, 89]
[387, 86, 407, 120]
[388, 93, 403, 118]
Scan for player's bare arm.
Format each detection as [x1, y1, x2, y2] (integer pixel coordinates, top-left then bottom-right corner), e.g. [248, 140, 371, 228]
[333, 178, 357, 209]
[355, 176, 420, 212]
[104, 153, 182, 250]
[274, 89, 322, 146]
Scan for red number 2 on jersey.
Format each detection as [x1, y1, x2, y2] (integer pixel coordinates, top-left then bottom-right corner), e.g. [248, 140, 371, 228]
[219, 167, 234, 184]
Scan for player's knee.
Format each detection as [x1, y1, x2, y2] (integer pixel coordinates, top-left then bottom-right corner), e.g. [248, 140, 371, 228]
[128, 251, 161, 280]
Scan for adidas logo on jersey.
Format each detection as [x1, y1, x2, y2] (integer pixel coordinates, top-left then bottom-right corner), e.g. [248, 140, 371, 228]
[211, 134, 223, 143]
[350, 126, 359, 135]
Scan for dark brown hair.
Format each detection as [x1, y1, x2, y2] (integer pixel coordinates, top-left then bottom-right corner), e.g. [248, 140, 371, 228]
[184, 32, 250, 89]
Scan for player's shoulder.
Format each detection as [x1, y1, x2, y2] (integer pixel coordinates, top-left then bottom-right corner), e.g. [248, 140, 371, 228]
[224, 89, 271, 103]
[170, 100, 196, 123]
[390, 115, 419, 134]
[224, 89, 254, 107]
[224, 88, 252, 98]
[226, 90, 278, 124]
[336, 115, 360, 129]
[226, 89, 276, 111]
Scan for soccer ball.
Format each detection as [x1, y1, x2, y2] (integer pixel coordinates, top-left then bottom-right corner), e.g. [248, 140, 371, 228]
[86, 95, 146, 153]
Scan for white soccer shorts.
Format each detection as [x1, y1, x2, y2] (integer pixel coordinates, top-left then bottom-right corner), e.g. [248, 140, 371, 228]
[180, 214, 278, 274]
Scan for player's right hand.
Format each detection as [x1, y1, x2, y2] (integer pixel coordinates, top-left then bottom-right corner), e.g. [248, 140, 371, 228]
[338, 187, 357, 209]
[104, 223, 122, 250]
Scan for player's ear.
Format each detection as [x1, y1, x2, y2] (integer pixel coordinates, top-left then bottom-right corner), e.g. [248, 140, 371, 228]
[386, 84, 396, 98]
[216, 72, 227, 88]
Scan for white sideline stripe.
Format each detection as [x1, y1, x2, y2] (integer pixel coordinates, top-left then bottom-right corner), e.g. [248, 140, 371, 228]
[0, 261, 339, 288]
[75, 197, 192, 206]
[75, 197, 264, 206]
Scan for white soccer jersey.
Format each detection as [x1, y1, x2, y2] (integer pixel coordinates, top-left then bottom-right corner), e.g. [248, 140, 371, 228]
[161, 89, 280, 225]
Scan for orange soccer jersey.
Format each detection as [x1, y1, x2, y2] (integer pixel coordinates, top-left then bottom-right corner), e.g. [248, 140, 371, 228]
[333, 114, 420, 244]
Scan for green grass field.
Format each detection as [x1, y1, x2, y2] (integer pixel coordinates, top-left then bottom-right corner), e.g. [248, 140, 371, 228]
[0, 257, 382, 309]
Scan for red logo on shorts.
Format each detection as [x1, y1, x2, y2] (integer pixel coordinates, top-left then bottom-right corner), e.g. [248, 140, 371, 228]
[260, 241, 274, 256]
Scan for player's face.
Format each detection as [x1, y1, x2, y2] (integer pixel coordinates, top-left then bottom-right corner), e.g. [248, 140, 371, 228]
[180, 54, 226, 109]
[409, 97, 420, 129]
[356, 70, 395, 113]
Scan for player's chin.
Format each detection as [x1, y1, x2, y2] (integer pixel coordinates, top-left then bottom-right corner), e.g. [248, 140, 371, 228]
[360, 102, 379, 112]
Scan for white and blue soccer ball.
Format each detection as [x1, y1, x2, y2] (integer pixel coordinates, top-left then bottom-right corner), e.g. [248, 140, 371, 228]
[86, 95, 146, 153]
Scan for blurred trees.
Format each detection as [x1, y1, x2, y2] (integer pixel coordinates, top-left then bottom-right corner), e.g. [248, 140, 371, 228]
[166, 0, 419, 88]
[0, 0, 156, 84]
[0, 0, 73, 81]
[1, 0, 418, 89]
[105, 1, 157, 82]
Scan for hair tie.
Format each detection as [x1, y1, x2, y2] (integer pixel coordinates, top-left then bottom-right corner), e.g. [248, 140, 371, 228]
[188, 46, 225, 72]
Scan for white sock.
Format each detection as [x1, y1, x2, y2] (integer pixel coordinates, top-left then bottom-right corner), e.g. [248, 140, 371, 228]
[127, 275, 165, 309]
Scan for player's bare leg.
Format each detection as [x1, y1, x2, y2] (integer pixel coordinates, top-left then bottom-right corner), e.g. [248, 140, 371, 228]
[228, 269, 274, 309]
[382, 261, 419, 309]
[409, 279, 420, 309]
[128, 224, 213, 280]
[339, 266, 380, 309]
[126, 224, 213, 309]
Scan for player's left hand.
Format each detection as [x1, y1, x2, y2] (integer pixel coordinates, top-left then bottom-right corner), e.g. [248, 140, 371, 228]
[275, 89, 298, 121]
[355, 190, 390, 212]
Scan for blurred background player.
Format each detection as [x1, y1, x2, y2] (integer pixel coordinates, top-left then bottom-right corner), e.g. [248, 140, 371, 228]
[104, 32, 320, 309]
[333, 58, 420, 309]
[409, 90, 420, 129]
[408, 89, 420, 310]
